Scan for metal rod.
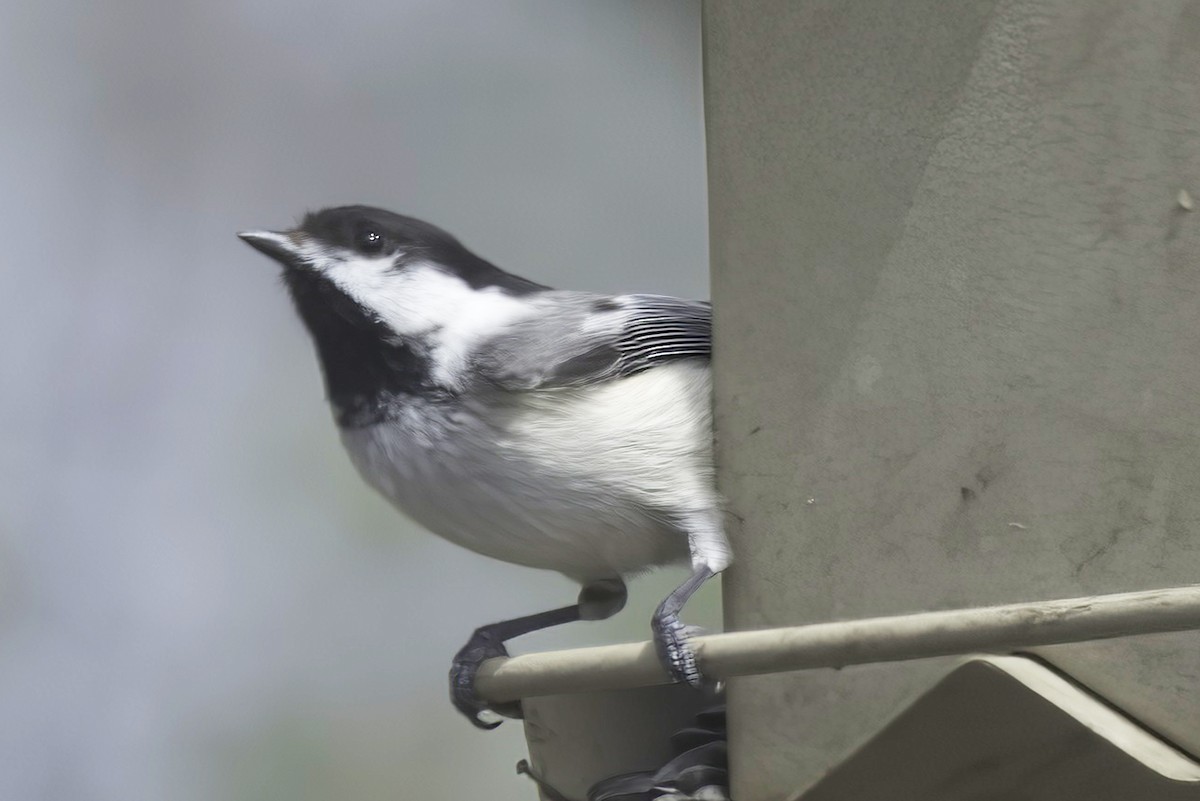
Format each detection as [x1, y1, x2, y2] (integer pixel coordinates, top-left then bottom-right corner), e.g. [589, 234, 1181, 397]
[473, 584, 1200, 703]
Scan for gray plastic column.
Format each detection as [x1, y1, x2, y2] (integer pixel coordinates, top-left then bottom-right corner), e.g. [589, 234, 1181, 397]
[704, 1, 1200, 798]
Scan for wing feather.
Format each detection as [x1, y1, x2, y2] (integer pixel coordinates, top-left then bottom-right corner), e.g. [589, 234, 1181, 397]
[472, 292, 710, 391]
[612, 295, 711, 377]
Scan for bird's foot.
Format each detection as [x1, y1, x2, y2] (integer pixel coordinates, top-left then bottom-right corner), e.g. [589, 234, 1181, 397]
[652, 611, 705, 687]
[450, 627, 524, 729]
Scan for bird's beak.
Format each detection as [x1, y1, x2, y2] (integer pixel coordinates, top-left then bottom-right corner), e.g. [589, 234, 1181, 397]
[237, 230, 304, 267]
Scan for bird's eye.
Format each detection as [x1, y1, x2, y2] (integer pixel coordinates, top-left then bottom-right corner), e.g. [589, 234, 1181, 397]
[357, 228, 385, 255]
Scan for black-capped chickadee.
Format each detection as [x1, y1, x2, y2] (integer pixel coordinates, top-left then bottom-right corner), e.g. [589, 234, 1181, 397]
[239, 206, 729, 728]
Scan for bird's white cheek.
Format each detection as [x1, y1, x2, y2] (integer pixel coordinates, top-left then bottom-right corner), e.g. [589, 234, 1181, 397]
[320, 259, 535, 387]
[322, 258, 445, 337]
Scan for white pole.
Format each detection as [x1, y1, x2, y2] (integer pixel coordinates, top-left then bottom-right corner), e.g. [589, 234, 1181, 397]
[474, 584, 1200, 703]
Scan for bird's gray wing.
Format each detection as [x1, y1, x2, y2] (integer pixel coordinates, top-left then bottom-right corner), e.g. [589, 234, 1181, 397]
[473, 293, 711, 391]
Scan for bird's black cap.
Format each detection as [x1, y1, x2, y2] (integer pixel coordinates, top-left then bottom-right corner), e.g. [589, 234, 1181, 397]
[240, 205, 545, 294]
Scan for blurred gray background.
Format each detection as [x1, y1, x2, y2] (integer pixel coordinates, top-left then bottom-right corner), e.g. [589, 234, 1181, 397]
[0, 2, 711, 799]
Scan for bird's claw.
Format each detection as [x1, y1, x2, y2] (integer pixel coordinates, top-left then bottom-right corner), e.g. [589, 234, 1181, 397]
[652, 612, 704, 687]
[449, 628, 524, 729]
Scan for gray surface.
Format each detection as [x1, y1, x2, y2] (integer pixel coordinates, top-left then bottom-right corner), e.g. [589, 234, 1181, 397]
[704, 1, 1200, 798]
[804, 657, 1200, 801]
[0, 3, 712, 800]
[522, 685, 719, 801]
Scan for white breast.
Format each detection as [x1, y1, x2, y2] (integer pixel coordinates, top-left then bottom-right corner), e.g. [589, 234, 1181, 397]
[339, 362, 715, 582]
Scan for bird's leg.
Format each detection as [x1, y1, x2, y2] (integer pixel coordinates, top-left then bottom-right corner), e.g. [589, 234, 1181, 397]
[450, 604, 578, 729]
[451, 577, 627, 729]
[653, 509, 730, 687]
[651, 565, 715, 687]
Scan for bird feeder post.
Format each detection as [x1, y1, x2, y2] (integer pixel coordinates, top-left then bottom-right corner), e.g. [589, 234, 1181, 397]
[518, 686, 719, 801]
[704, 0, 1200, 798]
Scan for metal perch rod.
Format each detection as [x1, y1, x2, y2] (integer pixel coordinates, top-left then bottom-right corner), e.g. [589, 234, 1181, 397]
[473, 584, 1200, 703]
